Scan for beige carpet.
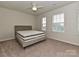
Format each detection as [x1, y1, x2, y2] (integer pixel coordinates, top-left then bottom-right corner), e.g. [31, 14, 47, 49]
[0, 39, 79, 57]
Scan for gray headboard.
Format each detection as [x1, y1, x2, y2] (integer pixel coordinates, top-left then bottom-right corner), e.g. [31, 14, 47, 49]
[14, 25, 32, 39]
[15, 25, 32, 32]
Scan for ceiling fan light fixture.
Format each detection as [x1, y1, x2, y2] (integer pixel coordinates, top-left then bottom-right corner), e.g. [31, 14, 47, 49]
[32, 6, 37, 11]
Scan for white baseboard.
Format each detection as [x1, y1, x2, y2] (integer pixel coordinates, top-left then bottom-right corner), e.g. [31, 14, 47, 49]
[0, 38, 14, 42]
[48, 37, 79, 46]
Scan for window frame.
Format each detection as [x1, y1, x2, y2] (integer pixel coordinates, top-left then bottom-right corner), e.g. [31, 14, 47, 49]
[41, 16, 46, 31]
[52, 13, 64, 32]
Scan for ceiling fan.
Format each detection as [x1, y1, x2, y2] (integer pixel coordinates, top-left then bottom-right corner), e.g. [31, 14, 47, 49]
[27, 2, 44, 12]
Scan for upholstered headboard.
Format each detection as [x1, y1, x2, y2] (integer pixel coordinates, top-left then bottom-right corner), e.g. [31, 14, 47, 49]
[14, 25, 32, 39]
[15, 25, 32, 32]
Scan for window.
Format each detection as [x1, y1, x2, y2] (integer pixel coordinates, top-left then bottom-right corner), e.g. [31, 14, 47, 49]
[52, 13, 64, 32]
[42, 17, 46, 31]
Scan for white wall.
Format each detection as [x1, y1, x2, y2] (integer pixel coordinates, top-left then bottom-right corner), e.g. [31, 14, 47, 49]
[0, 7, 36, 41]
[37, 2, 79, 46]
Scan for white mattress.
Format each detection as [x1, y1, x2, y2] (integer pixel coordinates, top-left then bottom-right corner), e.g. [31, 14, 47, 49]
[16, 34, 45, 47]
[16, 33, 45, 41]
[16, 30, 45, 47]
[17, 30, 44, 37]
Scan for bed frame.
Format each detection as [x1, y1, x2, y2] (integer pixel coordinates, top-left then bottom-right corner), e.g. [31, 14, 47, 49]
[14, 25, 45, 48]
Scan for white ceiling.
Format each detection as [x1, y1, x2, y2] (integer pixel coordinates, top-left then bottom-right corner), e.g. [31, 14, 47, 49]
[0, 1, 74, 15]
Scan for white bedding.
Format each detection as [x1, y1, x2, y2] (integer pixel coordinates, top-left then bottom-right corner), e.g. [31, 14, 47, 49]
[17, 30, 44, 37]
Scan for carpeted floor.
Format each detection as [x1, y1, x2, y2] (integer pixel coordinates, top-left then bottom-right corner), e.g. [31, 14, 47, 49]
[0, 39, 79, 57]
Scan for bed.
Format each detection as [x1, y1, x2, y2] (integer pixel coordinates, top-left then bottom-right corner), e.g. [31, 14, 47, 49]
[15, 26, 46, 47]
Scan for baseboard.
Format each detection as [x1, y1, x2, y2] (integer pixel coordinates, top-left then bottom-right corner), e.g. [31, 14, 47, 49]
[48, 37, 79, 47]
[0, 38, 14, 42]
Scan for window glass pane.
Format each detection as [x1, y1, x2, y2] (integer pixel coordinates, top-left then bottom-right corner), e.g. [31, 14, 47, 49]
[61, 13, 64, 18]
[57, 14, 60, 19]
[57, 19, 60, 23]
[60, 18, 64, 22]
[53, 15, 57, 23]
[43, 17, 46, 23]
[60, 13, 64, 22]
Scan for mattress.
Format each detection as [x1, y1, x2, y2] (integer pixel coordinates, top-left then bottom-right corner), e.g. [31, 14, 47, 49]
[16, 30, 45, 47]
[16, 34, 45, 47]
[17, 30, 44, 38]
[16, 33, 45, 41]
